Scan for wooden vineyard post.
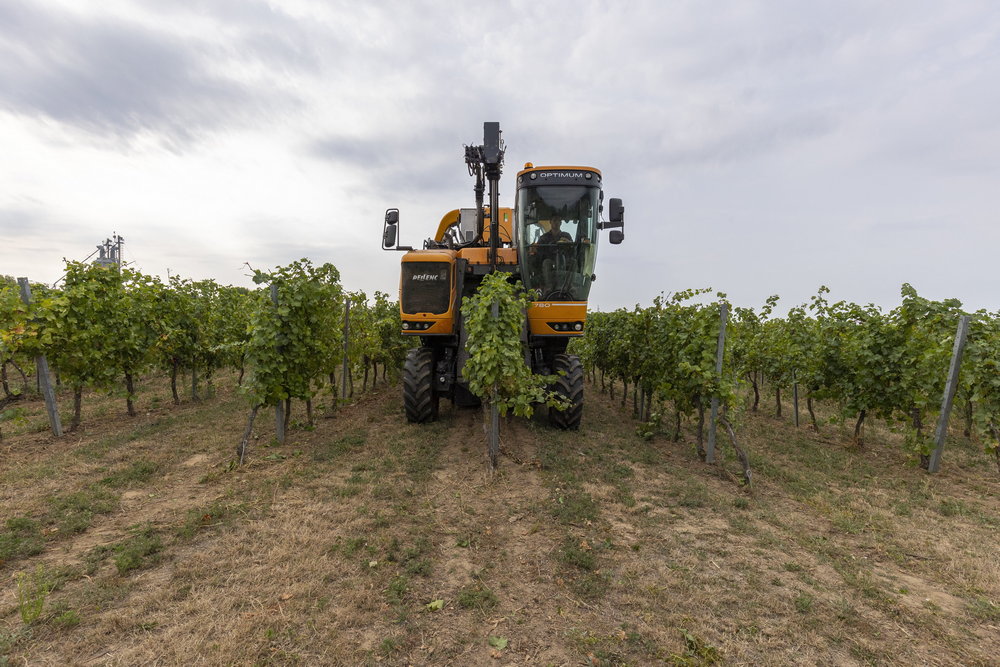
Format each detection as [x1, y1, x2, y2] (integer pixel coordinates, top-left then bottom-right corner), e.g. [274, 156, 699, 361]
[706, 303, 728, 464]
[237, 404, 260, 465]
[928, 315, 970, 473]
[341, 299, 350, 404]
[17, 278, 62, 437]
[271, 284, 285, 445]
[274, 401, 284, 444]
[793, 370, 800, 428]
[488, 299, 500, 471]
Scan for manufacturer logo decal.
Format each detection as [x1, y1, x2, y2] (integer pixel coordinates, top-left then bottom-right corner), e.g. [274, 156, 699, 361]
[538, 171, 589, 179]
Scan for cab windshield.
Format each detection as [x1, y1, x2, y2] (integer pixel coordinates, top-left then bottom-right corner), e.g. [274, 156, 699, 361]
[516, 185, 600, 301]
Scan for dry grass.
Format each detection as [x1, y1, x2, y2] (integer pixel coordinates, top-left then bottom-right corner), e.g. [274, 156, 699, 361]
[1, 373, 998, 666]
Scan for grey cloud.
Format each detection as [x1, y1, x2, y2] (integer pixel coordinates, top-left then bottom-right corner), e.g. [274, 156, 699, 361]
[0, 208, 105, 270]
[0, 2, 298, 144]
[238, 232, 349, 280]
[310, 135, 394, 170]
[239, 28, 320, 72]
[308, 127, 477, 199]
[0, 206, 84, 243]
[0, 206, 46, 236]
[246, 243, 339, 268]
[135, 0, 324, 72]
[661, 111, 837, 168]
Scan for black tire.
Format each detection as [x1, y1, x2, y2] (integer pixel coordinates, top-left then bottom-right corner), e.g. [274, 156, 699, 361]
[403, 348, 438, 423]
[549, 353, 583, 430]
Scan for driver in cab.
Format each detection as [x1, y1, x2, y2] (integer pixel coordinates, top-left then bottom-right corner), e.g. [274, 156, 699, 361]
[537, 218, 572, 244]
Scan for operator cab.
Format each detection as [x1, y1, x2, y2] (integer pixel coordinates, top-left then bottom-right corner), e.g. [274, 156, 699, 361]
[515, 166, 602, 302]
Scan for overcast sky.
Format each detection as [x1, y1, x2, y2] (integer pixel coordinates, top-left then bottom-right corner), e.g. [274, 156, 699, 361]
[2, 0, 999, 314]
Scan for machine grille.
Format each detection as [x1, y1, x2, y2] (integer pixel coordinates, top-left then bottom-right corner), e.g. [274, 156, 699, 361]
[401, 262, 451, 315]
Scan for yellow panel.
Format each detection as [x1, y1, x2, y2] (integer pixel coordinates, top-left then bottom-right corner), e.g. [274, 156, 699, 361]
[401, 315, 455, 335]
[527, 301, 588, 335]
[433, 210, 462, 243]
[457, 247, 518, 265]
[433, 208, 514, 245]
[484, 208, 514, 245]
[402, 249, 457, 262]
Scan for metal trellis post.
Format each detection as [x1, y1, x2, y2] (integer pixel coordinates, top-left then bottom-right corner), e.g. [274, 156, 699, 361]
[928, 315, 970, 473]
[17, 278, 62, 437]
[272, 284, 285, 445]
[488, 299, 500, 470]
[706, 303, 728, 464]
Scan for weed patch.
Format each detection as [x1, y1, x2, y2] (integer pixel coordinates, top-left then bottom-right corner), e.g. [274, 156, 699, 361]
[671, 480, 712, 509]
[98, 460, 158, 488]
[794, 591, 815, 613]
[967, 596, 1000, 622]
[560, 537, 597, 571]
[570, 571, 611, 600]
[551, 490, 599, 524]
[75, 420, 172, 460]
[937, 498, 968, 517]
[47, 486, 118, 535]
[113, 525, 164, 574]
[177, 500, 247, 539]
[385, 575, 409, 605]
[86, 524, 164, 575]
[50, 609, 82, 629]
[457, 582, 498, 612]
[312, 431, 366, 462]
[673, 627, 721, 665]
[15, 565, 51, 625]
[0, 517, 45, 563]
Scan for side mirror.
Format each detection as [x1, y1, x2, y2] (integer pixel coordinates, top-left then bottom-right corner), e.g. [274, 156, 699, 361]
[382, 208, 399, 250]
[381, 207, 414, 251]
[383, 225, 397, 248]
[603, 198, 624, 243]
[608, 198, 624, 224]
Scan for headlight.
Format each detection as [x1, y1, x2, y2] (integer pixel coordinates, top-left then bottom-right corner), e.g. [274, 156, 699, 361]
[402, 321, 434, 331]
[547, 321, 584, 332]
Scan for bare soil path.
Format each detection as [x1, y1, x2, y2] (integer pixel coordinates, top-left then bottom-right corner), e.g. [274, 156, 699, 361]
[2, 377, 998, 665]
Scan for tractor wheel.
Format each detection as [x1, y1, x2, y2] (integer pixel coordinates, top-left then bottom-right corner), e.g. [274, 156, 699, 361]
[403, 347, 438, 423]
[549, 353, 583, 430]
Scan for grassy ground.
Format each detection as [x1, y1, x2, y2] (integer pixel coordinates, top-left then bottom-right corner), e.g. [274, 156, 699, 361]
[1, 374, 998, 665]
